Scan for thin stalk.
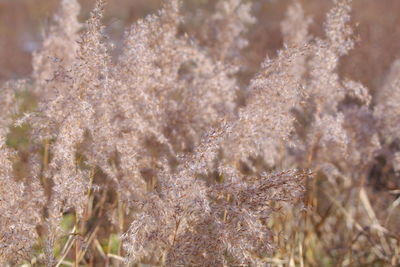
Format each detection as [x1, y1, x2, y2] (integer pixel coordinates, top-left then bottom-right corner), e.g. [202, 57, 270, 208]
[74, 213, 80, 267]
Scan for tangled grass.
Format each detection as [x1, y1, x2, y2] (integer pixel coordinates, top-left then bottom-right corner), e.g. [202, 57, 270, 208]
[1, 0, 399, 266]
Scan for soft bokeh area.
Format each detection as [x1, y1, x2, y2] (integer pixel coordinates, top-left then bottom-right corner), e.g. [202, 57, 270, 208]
[2, 0, 400, 91]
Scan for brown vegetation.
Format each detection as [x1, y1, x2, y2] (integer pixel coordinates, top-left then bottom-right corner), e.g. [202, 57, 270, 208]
[0, 0, 399, 266]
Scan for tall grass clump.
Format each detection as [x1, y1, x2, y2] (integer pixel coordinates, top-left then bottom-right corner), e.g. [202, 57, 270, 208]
[0, 0, 399, 266]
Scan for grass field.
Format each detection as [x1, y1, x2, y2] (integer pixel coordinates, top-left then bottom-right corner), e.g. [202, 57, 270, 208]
[0, 0, 399, 266]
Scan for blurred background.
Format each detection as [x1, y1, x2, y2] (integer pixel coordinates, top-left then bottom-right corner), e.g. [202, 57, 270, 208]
[1, 0, 400, 97]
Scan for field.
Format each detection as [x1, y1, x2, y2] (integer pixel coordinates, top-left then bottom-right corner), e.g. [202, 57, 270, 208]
[0, 0, 399, 266]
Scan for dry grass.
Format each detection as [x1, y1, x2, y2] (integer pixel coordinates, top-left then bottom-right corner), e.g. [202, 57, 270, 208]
[0, 0, 400, 266]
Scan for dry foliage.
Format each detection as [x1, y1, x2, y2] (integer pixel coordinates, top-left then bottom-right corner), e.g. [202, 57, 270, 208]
[0, 0, 399, 266]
